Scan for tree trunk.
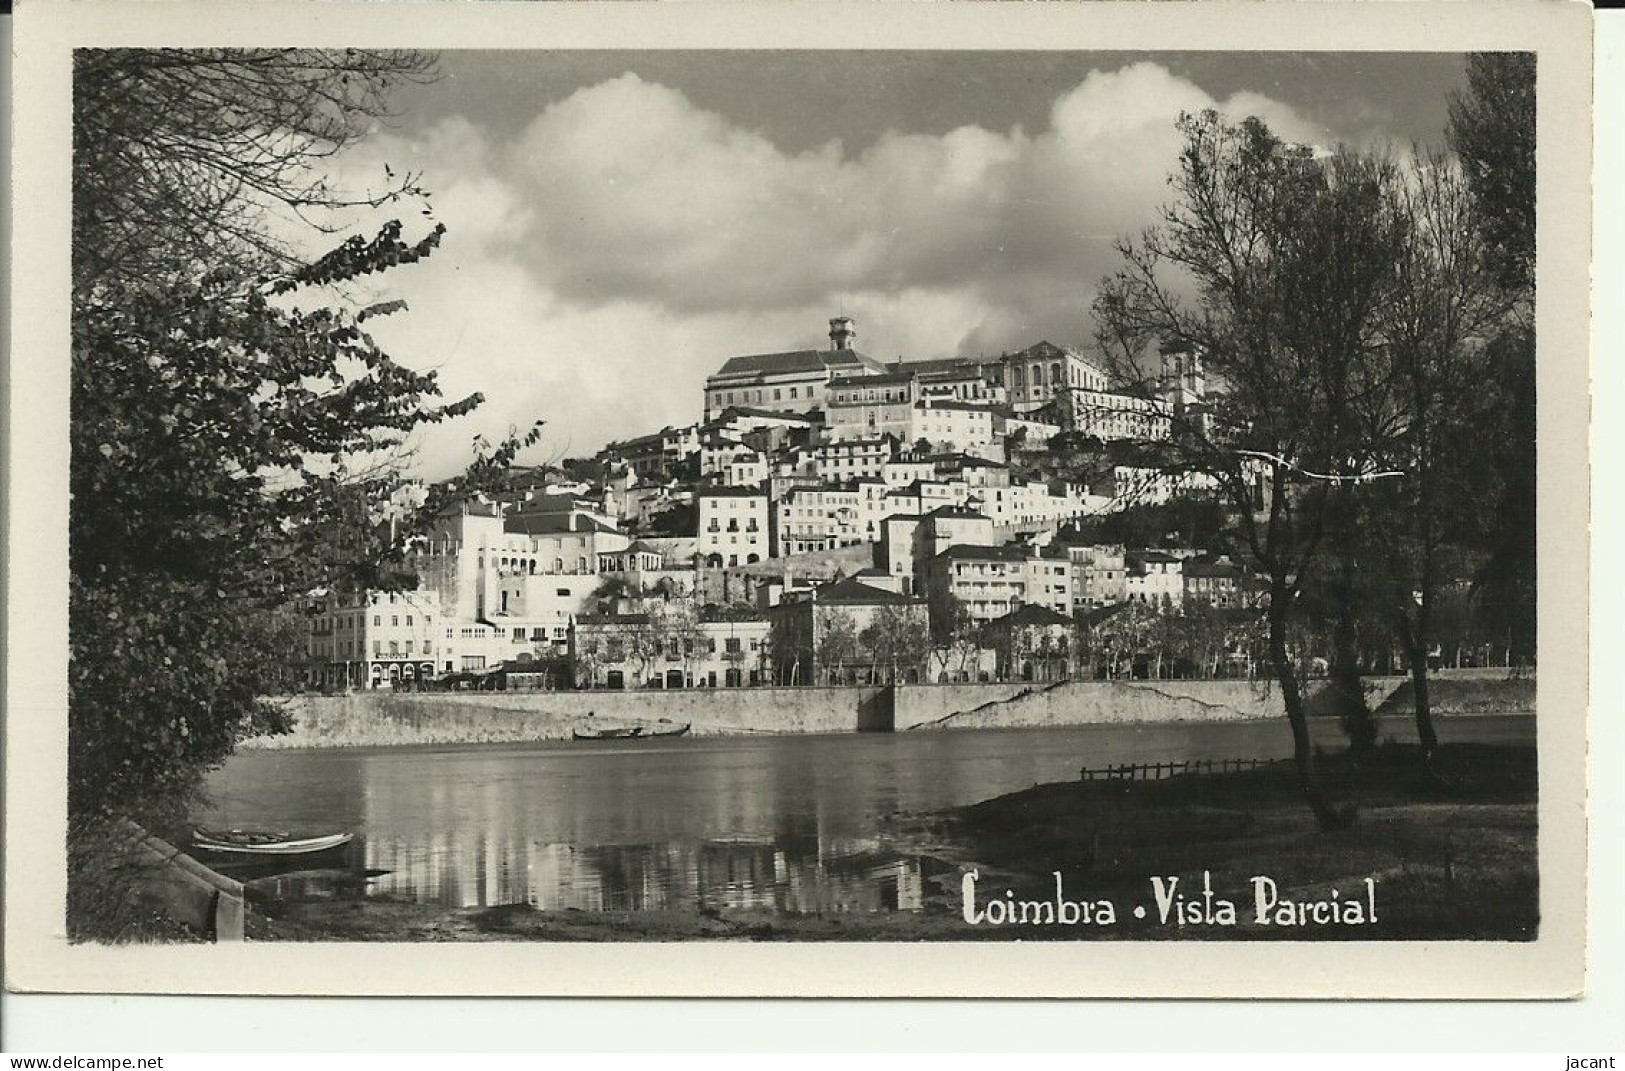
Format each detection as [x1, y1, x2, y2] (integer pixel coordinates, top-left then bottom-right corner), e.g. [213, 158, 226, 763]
[1332, 600, 1376, 758]
[1409, 650, 1437, 754]
[1269, 582, 1351, 830]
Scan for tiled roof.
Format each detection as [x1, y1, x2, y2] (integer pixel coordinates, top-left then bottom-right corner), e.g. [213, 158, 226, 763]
[608, 430, 666, 451]
[504, 513, 620, 536]
[935, 543, 1028, 563]
[1006, 340, 1093, 363]
[813, 575, 923, 606]
[916, 399, 995, 413]
[987, 603, 1076, 629]
[711, 348, 883, 381]
[886, 356, 992, 377]
[1184, 560, 1242, 578]
[697, 485, 768, 498]
[576, 613, 652, 626]
[828, 371, 917, 389]
[1079, 602, 1134, 628]
[705, 406, 817, 427]
[928, 453, 1007, 469]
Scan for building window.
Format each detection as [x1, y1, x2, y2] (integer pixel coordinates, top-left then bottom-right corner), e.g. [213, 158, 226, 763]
[405, 615, 413, 626]
[373, 615, 381, 627]
[556, 588, 569, 597]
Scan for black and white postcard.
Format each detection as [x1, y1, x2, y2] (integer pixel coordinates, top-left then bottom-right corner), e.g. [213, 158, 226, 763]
[3, 0, 1593, 998]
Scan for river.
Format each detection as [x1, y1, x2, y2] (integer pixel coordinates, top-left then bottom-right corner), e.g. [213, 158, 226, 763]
[199, 715, 1533, 917]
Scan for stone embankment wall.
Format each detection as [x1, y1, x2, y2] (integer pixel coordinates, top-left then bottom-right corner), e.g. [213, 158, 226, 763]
[247, 687, 885, 749]
[900, 679, 1286, 730]
[247, 671, 1533, 750]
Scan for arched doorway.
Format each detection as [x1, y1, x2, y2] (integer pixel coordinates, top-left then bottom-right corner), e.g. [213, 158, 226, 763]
[665, 669, 685, 689]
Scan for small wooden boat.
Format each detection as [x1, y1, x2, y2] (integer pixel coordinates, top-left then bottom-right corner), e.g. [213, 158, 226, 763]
[571, 722, 690, 741]
[572, 724, 641, 740]
[191, 829, 354, 857]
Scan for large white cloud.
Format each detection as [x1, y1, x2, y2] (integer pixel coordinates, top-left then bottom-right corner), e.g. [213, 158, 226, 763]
[341, 62, 1327, 475]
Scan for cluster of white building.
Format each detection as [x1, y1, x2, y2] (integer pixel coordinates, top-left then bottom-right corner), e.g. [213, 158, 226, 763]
[304, 316, 1257, 691]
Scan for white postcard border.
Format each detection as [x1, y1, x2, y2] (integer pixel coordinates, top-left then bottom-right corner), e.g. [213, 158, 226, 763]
[4, 0, 1593, 999]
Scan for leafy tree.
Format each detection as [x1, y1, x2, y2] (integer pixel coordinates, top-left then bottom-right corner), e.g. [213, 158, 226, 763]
[572, 631, 608, 689]
[928, 596, 983, 681]
[1088, 601, 1161, 680]
[1095, 112, 1406, 828]
[67, 49, 534, 827]
[1366, 152, 1513, 767]
[1448, 54, 1536, 296]
[816, 609, 860, 685]
[859, 604, 930, 684]
[1449, 53, 1537, 668]
[73, 48, 437, 294]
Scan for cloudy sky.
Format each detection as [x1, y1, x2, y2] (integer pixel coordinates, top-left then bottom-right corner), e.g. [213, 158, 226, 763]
[335, 50, 1467, 476]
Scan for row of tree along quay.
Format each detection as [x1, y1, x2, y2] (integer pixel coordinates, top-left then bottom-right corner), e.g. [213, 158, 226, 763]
[65, 48, 1536, 940]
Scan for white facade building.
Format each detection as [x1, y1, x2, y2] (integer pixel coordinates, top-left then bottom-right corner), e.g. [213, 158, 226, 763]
[697, 486, 771, 567]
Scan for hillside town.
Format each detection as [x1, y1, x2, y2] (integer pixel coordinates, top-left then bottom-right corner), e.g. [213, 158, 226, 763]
[303, 316, 1287, 693]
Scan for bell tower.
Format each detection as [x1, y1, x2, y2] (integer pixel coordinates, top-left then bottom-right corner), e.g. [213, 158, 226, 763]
[829, 316, 857, 352]
[1159, 341, 1204, 410]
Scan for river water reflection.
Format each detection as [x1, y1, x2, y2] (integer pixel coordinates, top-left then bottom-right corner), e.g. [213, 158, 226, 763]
[201, 715, 1533, 916]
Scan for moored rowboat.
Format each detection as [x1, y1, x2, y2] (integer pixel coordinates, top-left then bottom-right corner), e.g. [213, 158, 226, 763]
[191, 829, 354, 856]
[571, 722, 691, 741]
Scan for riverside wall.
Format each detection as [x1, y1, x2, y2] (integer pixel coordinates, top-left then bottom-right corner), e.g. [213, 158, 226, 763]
[247, 671, 1531, 750]
[249, 687, 885, 749]
[900, 679, 1285, 730]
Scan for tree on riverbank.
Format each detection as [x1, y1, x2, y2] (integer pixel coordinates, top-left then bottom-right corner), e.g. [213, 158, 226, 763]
[1095, 113, 1407, 829]
[1448, 54, 1537, 671]
[68, 50, 534, 836]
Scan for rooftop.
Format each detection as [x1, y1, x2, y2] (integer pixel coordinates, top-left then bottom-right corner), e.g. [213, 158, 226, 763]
[1184, 560, 1243, 579]
[917, 399, 995, 414]
[986, 603, 1076, 629]
[886, 356, 994, 378]
[935, 543, 1029, 563]
[828, 371, 917, 389]
[925, 506, 990, 521]
[697, 485, 768, 499]
[710, 348, 885, 382]
[704, 406, 818, 428]
[812, 575, 924, 606]
[927, 452, 1008, 469]
[503, 513, 620, 536]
